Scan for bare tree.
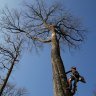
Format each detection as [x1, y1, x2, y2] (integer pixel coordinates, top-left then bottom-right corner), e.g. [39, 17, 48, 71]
[0, 82, 27, 96]
[0, 1, 86, 96]
[0, 34, 23, 96]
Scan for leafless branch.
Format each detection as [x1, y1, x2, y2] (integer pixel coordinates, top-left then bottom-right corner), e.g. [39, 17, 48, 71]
[0, 35, 23, 95]
[0, 0, 86, 49]
[2, 82, 28, 96]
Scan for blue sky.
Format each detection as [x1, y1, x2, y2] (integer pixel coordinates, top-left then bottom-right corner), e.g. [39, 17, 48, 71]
[0, 0, 96, 96]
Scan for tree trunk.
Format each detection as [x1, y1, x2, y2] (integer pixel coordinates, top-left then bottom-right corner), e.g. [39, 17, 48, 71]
[51, 27, 71, 96]
[0, 60, 16, 96]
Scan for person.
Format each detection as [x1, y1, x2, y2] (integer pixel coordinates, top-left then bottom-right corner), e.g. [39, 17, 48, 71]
[66, 66, 86, 95]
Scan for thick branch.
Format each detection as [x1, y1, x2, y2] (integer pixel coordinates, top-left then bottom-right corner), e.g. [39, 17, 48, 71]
[30, 36, 51, 43]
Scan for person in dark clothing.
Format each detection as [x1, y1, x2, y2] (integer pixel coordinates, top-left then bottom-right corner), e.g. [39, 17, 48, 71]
[66, 67, 86, 95]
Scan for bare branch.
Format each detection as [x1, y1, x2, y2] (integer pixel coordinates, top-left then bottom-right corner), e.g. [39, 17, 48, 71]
[0, 35, 23, 95]
[0, 0, 86, 49]
[29, 36, 51, 43]
[2, 83, 28, 96]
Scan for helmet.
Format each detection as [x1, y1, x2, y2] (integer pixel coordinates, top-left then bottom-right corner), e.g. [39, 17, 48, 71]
[71, 66, 76, 70]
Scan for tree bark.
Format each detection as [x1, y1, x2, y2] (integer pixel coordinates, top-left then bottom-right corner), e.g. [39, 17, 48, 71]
[51, 26, 71, 96]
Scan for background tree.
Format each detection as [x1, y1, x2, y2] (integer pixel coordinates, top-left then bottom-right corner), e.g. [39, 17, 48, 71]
[0, 34, 23, 95]
[0, 82, 27, 96]
[0, 0, 86, 96]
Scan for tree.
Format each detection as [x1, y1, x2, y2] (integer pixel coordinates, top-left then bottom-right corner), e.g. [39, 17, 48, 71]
[0, 34, 23, 95]
[0, 82, 27, 96]
[0, 0, 86, 96]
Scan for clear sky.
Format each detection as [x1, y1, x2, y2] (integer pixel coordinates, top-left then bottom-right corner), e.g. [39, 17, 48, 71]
[0, 0, 96, 96]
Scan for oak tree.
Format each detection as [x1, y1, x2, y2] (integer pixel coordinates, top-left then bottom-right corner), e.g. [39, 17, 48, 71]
[0, 1, 86, 96]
